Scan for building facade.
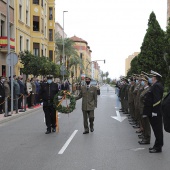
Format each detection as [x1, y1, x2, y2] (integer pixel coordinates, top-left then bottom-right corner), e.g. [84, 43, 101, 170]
[0, 0, 15, 77]
[70, 35, 92, 81]
[55, 22, 67, 38]
[0, 0, 55, 76]
[15, 0, 55, 75]
[125, 52, 139, 76]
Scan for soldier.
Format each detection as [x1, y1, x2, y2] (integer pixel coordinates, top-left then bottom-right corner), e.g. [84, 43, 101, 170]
[122, 78, 129, 114]
[143, 70, 164, 153]
[39, 75, 59, 134]
[76, 77, 97, 134]
[138, 76, 151, 145]
[128, 77, 135, 120]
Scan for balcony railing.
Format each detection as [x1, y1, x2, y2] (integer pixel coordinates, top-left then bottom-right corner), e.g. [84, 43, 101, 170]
[0, 36, 15, 49]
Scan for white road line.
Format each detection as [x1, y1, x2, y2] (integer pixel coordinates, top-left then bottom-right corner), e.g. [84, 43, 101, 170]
[58, 130, 78, 154]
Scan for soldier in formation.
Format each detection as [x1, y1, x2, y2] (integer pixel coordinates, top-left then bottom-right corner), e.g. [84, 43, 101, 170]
[118, 70, 164, 153]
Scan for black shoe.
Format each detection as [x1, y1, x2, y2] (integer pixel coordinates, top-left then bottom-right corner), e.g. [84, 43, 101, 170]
[52, 128, 56, 132]
[90, 128, 94, 132]
[138, 140, 150, 145]
[45, 130, 51, 134]
[133, 125, 140, 129]
[83, 131, 89, 134]
[149, 147, 155, 151]
[149, 148, 162, 153]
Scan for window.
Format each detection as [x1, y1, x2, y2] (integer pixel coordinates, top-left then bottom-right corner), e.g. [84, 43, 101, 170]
[45, 26, 46, 37]
[0, 20, 5, 36]
[49, 50, 53, 61]
[49, 29, 53, 41]
[41, 18, 44, 33]
[49, 7, 53, 20]
[80, 53, 83, 59]
[41, 44, 44, 56]
[33, 43, 40, 56]
[41, 0, 43, 7]
[33, 16, 39, 31]
[19, 5, 22, 20]
[45, 48, 46, 57]
[44, 3, 46, 15]
[33, 0, 39, 4]
[26, 10, 29, 25]
[26, 39, 29, 51]
[20, 36, 23, 51]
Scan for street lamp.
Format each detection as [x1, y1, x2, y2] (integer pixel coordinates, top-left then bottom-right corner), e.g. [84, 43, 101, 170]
[62, 11, 68, 81]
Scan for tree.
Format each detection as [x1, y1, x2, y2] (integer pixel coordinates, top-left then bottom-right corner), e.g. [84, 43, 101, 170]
[136, 12, 167, 82]
[105, 71, 109, 78]
[164, 18, 170, 93]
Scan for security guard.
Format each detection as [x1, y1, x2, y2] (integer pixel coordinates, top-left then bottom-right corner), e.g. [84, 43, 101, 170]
[76, 77, 97, 134]
[39, 75, 59, 134]
[143, 70, 164, 153]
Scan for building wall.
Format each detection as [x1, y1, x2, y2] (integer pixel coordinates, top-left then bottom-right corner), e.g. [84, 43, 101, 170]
[55, 22, 67, 38]
[125, 52, 139, 76]
[15, 0, 55, 76]
[0, 0, 15, 77]
[168, 0, 170, 24]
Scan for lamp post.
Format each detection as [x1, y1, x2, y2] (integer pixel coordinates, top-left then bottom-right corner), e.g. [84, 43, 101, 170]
[62, 11, 68, 82]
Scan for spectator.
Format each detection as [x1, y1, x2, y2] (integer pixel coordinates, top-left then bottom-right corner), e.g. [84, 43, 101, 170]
[26, 78, 33, 109]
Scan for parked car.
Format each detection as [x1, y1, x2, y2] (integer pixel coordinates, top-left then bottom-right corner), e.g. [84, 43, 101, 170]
[90, 80, 100, 95]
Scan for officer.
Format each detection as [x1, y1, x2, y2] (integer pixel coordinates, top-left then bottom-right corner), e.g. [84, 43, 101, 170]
[76, 77, 97, 134]
[143, 70, 164, 153]
[39, 75, 59, 134]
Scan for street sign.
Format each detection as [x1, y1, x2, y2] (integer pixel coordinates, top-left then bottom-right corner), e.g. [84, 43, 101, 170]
[6, 52, 18, 66]
[60, 65, 66, 71]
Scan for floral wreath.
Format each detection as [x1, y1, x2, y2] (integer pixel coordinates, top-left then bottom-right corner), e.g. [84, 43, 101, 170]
[53, 90, 76, 114]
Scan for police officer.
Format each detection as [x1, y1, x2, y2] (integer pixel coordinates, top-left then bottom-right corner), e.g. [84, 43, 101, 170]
[39, 75, 59, 134]
[143, 70, 164, 153]
[76, 77, 97, 134]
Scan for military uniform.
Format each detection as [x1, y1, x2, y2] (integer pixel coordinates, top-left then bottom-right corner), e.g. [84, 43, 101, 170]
[143, 70, 164, 153]
[76, 84, 97, 133]
[128, 82, 135, 118]
[39, 76, 59, 134]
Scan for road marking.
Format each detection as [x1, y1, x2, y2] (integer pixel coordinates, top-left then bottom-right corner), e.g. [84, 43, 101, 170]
[58, 130, 78, 154]
[111, 111, 127, 122]
[131, 148, 145, 151]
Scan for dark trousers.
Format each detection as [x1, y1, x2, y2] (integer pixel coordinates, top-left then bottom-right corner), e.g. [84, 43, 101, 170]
[149, 115, 163, 148]
[27, 93, 32, 108]
[82, 110, 94, 131]
[18, 94, 23, 109]
[0, 98, 4, 113]
[43, 106, 56, 131]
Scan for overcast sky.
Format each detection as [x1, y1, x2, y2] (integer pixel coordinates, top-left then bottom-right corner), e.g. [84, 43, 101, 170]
[55, 0, 167, 79]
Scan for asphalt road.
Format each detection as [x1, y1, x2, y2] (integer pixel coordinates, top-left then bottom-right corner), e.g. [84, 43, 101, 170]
[0, 85, 170, 170]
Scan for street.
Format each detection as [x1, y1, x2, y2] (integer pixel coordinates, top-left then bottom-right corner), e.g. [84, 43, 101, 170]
[0, 85, 170, 170]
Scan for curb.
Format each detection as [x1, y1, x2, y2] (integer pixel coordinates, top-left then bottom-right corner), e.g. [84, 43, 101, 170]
[0, 106, 42, 125]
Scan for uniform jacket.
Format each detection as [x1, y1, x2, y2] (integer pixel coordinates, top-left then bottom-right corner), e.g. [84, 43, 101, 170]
[31, 81, 36, 94]
[0, 81, 5, 100]
[38, 82, 59, 106]
[143, 81, 163, 117]
[135, 85, 144, 109]
[76, 85, 97, 111]
[161, 91, 170, 133]
[128, 84, 135, 104]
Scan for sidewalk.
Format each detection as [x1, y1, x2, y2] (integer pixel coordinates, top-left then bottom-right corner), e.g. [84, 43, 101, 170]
[0, 105, 42, 124]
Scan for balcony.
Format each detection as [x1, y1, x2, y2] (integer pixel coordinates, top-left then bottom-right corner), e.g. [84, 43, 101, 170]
[0, 37, 15, 51]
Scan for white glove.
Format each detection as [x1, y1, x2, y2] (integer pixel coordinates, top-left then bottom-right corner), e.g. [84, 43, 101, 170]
[142, 115, 147, 118]
[0, 95, 2, 97]
[152, 112, 157, 117]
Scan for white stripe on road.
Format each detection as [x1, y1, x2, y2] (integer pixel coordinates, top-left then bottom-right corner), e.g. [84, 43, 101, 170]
[58, 130, 78, 154]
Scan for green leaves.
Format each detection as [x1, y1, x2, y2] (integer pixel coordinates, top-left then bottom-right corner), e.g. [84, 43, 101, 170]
[19, 51, 60, 77]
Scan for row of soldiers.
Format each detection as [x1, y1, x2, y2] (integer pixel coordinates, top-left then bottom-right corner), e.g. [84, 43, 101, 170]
[117, 70, 164, 153]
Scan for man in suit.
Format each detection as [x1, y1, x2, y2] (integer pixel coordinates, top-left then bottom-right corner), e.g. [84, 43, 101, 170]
[76, 77, 97, 134]
[39, 75, 59, 134]
[143, 70, 164, 153]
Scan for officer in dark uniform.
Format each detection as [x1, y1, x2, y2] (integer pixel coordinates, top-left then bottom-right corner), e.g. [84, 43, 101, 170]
[143, 70, 164, 153]
[39, 75, 59, 134]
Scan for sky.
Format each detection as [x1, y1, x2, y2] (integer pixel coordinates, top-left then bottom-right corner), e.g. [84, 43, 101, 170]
[55, 0, 167, 79]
